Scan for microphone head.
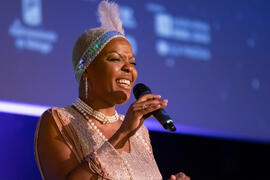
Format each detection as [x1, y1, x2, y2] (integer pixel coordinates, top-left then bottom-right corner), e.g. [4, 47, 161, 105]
[164, 120, 176, 132]
[133, 83, 152, 99]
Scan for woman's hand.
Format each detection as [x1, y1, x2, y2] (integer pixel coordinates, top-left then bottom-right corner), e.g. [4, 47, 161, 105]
[119, 94, 168, 136]
[168, 172, 190, 180]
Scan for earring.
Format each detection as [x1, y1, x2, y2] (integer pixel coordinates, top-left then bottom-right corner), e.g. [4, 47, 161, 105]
[84, 76, 88, 99]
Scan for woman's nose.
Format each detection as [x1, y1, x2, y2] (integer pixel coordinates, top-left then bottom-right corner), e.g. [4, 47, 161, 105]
[121, 63, 133, 73]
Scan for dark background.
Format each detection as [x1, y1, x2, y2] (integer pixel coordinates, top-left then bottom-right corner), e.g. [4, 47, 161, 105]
[151, 131, 270, 180]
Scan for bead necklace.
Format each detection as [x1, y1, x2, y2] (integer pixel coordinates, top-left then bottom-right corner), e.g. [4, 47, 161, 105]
[75, 98, 119, 124]
[73, 98, 152, 179]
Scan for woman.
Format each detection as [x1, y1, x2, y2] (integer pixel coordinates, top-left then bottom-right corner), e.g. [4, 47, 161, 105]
[34, 1, 190, 179]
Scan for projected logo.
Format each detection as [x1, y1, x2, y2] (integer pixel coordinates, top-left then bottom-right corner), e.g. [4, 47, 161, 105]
[155, 14, 211, 67]
[8, 0, 58, 54]
[146, 2, 212, 67]
[22, 0, 42, 26]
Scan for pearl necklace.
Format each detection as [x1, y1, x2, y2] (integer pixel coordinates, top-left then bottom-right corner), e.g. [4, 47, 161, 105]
[74, 98, 119, 124]
[73, 98, 152, 179]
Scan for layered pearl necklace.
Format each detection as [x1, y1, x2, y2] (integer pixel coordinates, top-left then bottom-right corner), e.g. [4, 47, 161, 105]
[72, 98, 152, 179]
[74, 98, 119, 124]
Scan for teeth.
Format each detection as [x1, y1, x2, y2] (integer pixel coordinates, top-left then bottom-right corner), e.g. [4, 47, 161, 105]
[117, 79, 131, 86]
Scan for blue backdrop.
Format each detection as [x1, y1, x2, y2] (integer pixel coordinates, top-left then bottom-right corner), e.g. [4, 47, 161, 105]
[0, 0, 270, 164]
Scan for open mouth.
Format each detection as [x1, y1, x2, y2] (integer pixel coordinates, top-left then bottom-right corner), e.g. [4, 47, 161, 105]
[116, 79, 131, 89]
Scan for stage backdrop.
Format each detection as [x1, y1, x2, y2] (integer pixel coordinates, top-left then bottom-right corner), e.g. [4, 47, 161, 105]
[0, 0, 270, 143]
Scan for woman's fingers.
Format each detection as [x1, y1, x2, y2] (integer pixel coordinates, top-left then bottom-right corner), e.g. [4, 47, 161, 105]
[132, 103, 167, 117]
[137, 104, 162, 116]
[175, 172, 190, 180]
[133, 99, 168, 111]
[120, 93, 167, 134]
[168, 175, 176, 180]
[136, 94, 161, 103]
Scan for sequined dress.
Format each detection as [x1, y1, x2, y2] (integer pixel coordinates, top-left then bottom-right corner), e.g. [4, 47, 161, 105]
[34, 106, 162, 180]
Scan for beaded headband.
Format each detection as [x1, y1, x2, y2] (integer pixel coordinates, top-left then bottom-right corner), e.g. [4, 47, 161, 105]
[75, 30, 126, 82]
[74, 0, 127, 83]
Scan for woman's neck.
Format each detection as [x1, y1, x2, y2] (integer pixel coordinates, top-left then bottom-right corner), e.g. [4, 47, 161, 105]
[78, 94, 116, 116]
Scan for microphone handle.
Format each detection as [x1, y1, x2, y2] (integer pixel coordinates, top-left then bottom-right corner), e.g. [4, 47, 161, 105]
[153, 108, 176, 132]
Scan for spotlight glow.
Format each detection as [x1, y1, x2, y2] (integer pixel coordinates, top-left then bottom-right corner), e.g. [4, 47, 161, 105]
[0, 100, 50, 117]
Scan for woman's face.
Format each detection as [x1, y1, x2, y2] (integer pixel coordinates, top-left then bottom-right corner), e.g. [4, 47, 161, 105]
[86, 37, 138, 105]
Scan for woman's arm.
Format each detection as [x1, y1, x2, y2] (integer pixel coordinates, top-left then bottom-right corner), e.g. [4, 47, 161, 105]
[37, 110, 96, 180]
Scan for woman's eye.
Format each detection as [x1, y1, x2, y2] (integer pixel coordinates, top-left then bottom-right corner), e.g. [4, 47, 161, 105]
[130, 62, 137, 66]
[109, 58, 120, 61]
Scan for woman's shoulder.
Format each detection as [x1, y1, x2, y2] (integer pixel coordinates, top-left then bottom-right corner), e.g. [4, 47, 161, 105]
[39, 106, 76, 124]
[40, 106, 74, 116]
[38, 107, 65, 132]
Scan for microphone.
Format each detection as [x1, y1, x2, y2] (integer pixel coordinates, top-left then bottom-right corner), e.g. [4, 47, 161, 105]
[133, 83, 176, 132]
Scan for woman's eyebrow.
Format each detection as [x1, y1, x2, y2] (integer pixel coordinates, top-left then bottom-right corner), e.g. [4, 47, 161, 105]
[107, 51, 135, 60]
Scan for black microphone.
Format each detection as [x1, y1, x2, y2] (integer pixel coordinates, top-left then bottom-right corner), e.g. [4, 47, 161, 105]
[133, 83, 176, 132]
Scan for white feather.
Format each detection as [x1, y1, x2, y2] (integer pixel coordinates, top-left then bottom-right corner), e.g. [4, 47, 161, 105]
[98, 0, 125, 35]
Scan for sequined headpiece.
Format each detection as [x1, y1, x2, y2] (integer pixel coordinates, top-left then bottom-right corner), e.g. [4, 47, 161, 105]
[74, 0, 127, 83]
